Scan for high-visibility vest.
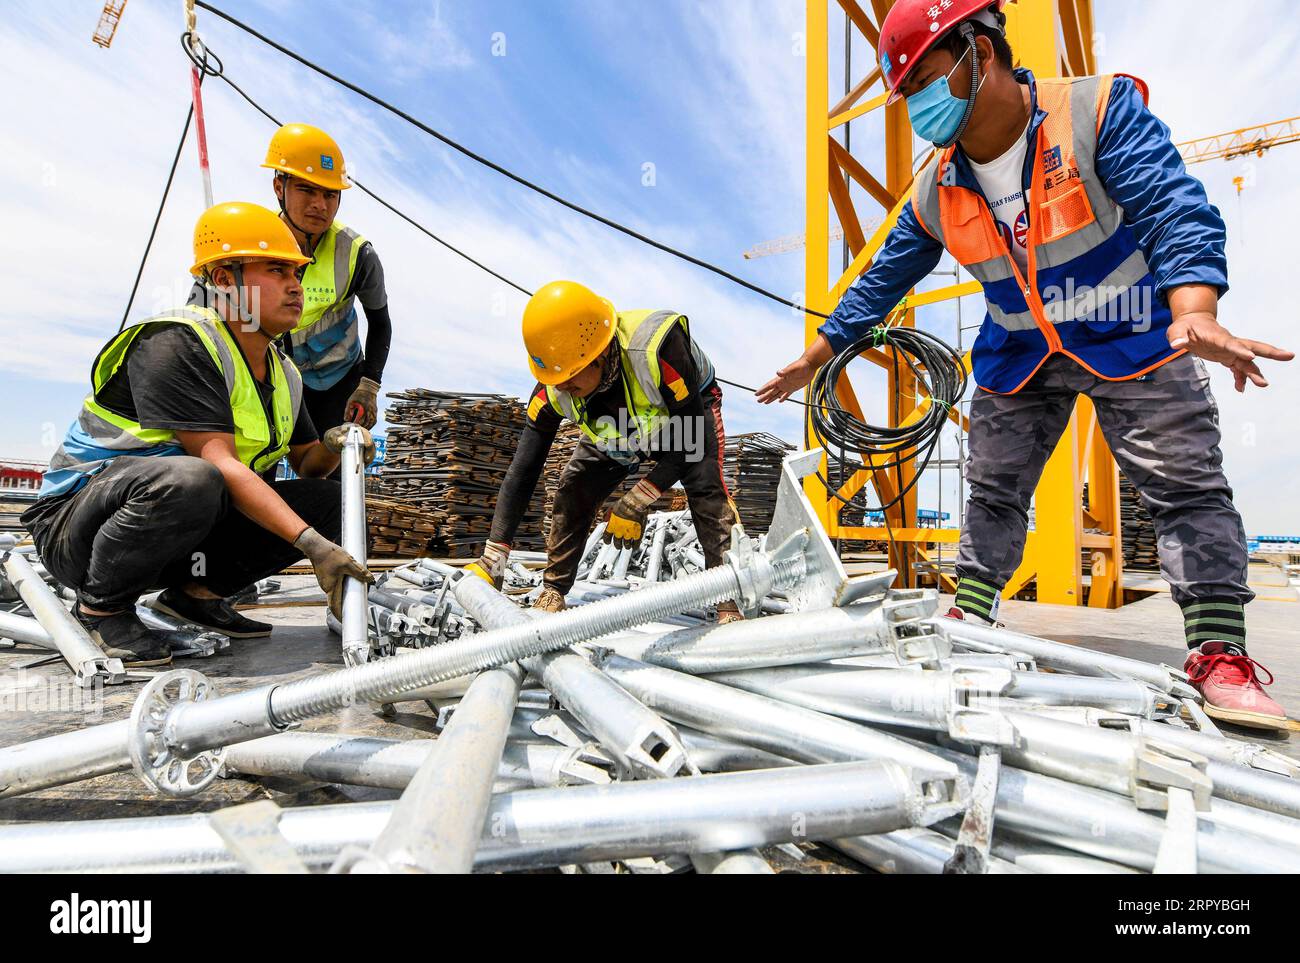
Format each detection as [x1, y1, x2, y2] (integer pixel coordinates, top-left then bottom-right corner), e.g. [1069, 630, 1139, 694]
[911, 73, 1180, 394]
[40, 306, 303, 498]
[543, 310, 715, 464]
[288, 219, 366, 389]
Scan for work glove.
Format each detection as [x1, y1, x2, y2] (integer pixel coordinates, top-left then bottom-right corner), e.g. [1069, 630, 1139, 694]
[294, 526, 374, 620]
[533, 586, 567, 613]
[603, 479, 661, 550]
[716, 601, 745, 625]
[322, 424, 377, 465]
[345, 377, 382, 429]
[467, 539, 510, 590]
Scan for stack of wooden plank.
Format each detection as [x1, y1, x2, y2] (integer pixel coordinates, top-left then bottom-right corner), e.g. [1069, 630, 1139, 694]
[540, 424, 681, 545]
[368, 390, 548, 558]
[1119, 475, 1160, 571]
[723, 432, 795, 534]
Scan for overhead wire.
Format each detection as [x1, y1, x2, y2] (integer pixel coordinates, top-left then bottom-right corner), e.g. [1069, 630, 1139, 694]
[193, 0, 828, 320]
[127, 14, 971, 558]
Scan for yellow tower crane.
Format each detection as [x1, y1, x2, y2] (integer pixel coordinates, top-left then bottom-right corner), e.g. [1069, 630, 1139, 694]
[92, 1, 128, 49]
[797, 1, 1299, 609]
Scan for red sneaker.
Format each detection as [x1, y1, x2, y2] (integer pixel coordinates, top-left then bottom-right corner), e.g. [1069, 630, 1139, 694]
[1184, 641, 1288, 731]
[944, 607, 1000, 628]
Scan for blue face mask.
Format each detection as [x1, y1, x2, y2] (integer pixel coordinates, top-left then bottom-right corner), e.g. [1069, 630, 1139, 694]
[905, 48, 983, 146]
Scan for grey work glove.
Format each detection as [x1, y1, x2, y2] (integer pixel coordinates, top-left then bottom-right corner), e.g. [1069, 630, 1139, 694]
[345, 377, 382, 429]
[322, 424, 377, 465]
[295, 526, 374, 619]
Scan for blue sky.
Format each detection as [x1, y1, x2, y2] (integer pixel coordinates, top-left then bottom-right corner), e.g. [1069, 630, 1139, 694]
[1, 1, 1297, 532]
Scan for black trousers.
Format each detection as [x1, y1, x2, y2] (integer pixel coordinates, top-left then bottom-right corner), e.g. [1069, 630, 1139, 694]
[546, 384, 739, 595]
[303, 362, 363, 437]
[26, 456, 342, 611]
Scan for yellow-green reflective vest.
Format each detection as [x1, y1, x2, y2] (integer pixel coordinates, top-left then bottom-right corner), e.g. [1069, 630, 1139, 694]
[40, 306, 303, 498]
[544, 310, 715, 461]
[288, 220, 365, 386]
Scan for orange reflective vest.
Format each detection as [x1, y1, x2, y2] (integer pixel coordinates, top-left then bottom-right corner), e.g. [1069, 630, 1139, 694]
[911, 73, 1182, 394]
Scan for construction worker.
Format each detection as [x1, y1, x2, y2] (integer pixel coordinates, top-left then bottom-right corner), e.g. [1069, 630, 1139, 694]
[469, 281, 743, 621]
[758, 1, 1293, 728]
[261, 123, 392, 434]
[21, 202, 374, 667]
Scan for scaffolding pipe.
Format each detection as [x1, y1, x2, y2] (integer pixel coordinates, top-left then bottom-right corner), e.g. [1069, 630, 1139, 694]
[0, 760, 955, 874]
[0, 545, 801, 798]
[595, 653, 961, 783]
[340, 424, 370, 666]
[2, 551, 124, 686]
[453, 574, 688, 780]
[936, 618, 1194, 696]
[341, 661, 522, 873]
[222, 731, 605, 792]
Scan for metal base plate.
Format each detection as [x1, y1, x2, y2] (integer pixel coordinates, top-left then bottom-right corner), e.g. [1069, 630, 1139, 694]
[766, 448, 896, 611]
[127, 668, 224, 798]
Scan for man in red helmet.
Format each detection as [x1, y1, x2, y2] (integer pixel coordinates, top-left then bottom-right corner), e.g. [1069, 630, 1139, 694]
[758, 1, 1293, 729]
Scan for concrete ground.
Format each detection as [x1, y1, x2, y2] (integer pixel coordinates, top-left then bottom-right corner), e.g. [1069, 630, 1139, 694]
[1, 562, 1295, 871]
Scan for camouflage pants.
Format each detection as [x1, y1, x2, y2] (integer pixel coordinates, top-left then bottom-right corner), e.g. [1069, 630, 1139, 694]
[956, 353, 1252, 606]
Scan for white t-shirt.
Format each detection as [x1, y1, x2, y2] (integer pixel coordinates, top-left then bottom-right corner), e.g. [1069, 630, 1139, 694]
[969, 121, 1031, 274]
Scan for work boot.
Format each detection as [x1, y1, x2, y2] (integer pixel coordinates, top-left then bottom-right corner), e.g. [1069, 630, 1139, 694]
[1184, 641, 1288, 731]
[74, 607, 172, 668]
[716, 601, 745, 625]
[149, 588, 273, 639]
[533, 587, 567, 613]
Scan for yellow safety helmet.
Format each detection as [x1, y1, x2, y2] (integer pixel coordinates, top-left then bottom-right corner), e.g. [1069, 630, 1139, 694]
[523, 281, 617, 385]
[190, 202, 312, 277]
[261, 123, 351, 191]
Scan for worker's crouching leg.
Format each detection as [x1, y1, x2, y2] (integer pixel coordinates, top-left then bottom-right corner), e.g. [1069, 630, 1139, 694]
[681, 384, 744, 623]
[162, 476, 345, 599]
[542, 441, 630, 607]
[27, 456, 227, 613]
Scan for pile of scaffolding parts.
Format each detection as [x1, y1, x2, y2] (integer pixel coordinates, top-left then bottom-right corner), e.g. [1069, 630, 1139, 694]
[1, 444, 1298, 874]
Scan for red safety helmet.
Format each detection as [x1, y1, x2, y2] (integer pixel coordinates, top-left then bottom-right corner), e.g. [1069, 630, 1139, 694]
[879, 0, 1008, 104]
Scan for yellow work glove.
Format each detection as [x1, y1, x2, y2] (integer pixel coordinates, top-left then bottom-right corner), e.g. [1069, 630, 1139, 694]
[322, 424, 377, 465]
[603, 479, 661, 550]
[467, 539, 510, 590]
[345, 377, 382, 430]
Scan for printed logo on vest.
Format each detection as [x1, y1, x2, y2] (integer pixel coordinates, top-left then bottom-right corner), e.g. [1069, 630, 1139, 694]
[320, 154, 335, 171]
[1042, 146, 1062, 173]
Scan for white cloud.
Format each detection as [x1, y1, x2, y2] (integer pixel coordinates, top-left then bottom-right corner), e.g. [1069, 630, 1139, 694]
[0, 0, 805, 461]
[5, 0, 1292, 537]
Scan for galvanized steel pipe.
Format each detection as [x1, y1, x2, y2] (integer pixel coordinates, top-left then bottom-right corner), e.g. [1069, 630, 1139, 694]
[453, 574, 688, 780]
[339, 424, 370, 667]
[595, 653, 961, 783]
[0, 547, 800, 798]
[2, 551, 124, 686]
[0, 760, 955, 873]
[345, 661, 522, 873]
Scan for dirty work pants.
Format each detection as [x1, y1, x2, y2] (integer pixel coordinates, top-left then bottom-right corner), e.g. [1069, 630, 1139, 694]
[24, 456, 342, 611]
[545, 385, 739, 595]
[956, 353, 1252, 606]
[302, 361, 364, 480]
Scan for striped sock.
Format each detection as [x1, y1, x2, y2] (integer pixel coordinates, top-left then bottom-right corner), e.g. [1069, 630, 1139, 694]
[954, 577, 1001, 622]
[1181, 599, 1247, 650]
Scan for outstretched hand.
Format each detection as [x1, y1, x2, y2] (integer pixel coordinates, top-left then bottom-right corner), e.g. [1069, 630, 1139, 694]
[1168, 314, 1293, 392]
